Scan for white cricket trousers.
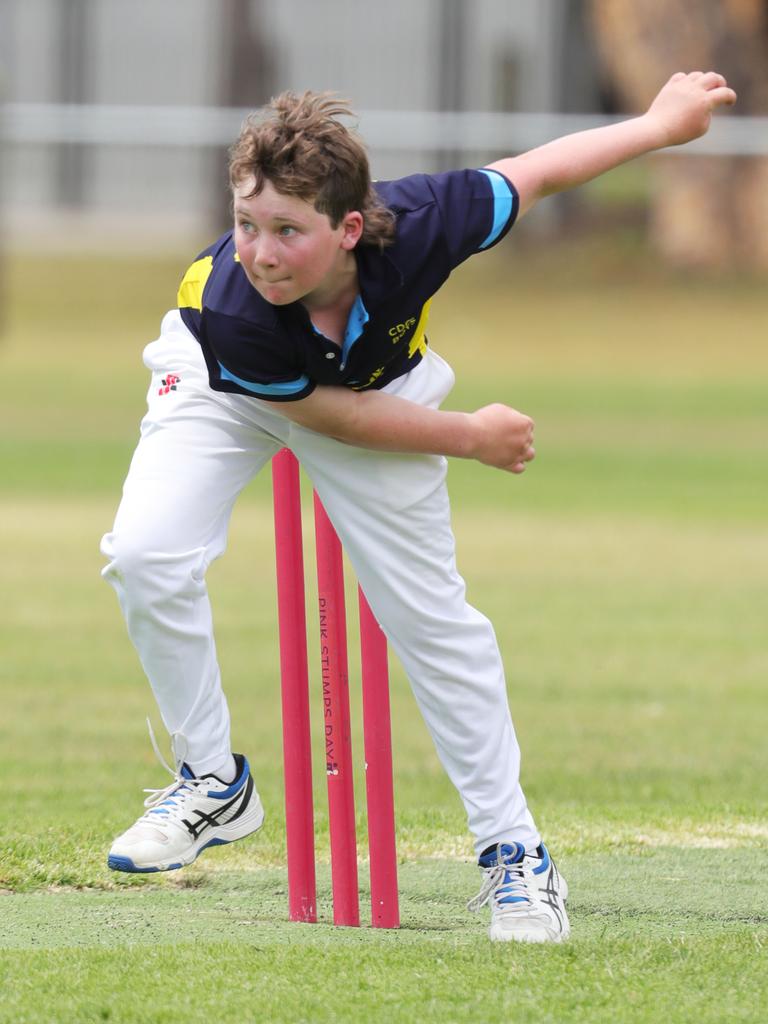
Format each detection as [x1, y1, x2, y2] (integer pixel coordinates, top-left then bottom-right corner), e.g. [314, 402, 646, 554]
[100, 311, 540, 855]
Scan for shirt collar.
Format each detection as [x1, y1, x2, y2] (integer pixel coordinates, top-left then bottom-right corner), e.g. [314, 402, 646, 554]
[354, 242, 404, 308]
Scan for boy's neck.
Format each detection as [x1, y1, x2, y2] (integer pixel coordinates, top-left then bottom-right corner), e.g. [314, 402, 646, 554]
[300, 252, 359, 344]
[300, 251, 358, 316]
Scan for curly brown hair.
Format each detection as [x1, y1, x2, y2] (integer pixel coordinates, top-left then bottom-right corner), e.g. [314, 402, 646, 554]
[229, 91, 395, 249]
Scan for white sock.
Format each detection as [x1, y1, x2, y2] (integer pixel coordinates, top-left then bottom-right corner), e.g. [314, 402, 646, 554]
[208, 754, 238, 783]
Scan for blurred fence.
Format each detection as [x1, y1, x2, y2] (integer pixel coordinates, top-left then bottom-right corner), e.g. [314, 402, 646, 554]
[3, 101, 766, 260]
[5, 101, 767, 154]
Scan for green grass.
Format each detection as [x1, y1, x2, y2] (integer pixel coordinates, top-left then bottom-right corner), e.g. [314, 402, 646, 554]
[1, 246, 766, 1022]
[2, 853, 766, 1023]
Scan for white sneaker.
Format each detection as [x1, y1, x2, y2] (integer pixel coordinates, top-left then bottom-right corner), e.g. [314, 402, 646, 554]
[468, 842, 570, 942]
[108, 732, 264, 874]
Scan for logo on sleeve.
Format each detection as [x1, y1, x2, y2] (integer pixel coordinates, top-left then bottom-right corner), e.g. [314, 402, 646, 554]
[158, 373, 181, 395]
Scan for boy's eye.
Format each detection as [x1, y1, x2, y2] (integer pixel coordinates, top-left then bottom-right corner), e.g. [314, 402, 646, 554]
[278, 225, 297, 237]
[237, 220, 255, 233]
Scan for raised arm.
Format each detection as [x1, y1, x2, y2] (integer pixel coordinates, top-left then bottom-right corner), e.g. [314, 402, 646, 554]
[488, 71, 737, 217]
[269, 385, 536, 474]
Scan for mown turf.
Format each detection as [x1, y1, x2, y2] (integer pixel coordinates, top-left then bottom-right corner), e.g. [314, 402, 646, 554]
[2, 850, 767, 1022]
[1, 245, 766, 1022]
[2, 853, 767, 1023]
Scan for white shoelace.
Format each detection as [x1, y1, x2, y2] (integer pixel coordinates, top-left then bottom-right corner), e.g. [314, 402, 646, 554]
[140, 719, 207, 818]
[467, 861, 531, 913]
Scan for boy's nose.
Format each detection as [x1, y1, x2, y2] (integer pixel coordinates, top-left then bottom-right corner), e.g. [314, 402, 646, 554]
[253, 236, 279, 267]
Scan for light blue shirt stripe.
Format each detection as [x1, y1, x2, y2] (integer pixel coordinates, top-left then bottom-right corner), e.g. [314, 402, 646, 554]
[477, 168, 514, 250]
[341, 294, 370, 368]
[309, 294, 370, 370]
[218, 361, 310, 397]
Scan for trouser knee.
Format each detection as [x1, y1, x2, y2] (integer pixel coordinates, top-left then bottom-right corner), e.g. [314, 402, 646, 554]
[100, 529, 210, 607]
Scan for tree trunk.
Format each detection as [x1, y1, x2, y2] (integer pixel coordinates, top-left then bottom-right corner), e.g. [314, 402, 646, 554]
[589, 0, 768, 269]
[214, 0, 277, 232]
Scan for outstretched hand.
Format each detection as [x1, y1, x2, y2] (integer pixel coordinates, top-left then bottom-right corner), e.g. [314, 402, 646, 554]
[645, 71, 737, 148]
[468, 403, 536, 474]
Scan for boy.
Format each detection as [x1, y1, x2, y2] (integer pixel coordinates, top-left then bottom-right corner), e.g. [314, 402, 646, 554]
[101, 72, 735, 942]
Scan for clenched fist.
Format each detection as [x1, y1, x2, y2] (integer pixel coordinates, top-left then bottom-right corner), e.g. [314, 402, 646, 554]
[645, 71, 737, 149]
[468, 403, 536, 474]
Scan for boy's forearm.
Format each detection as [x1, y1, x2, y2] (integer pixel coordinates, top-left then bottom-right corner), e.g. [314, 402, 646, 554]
[488, 114, 664, 211]
[338, 392, 478, 458]
[271, 385, 536, 473]
[489, 72, 736, 217]
[279, 385, 475, 455]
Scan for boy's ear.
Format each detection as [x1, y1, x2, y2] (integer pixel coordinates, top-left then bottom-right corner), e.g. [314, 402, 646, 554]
[340, 211, 364, 250]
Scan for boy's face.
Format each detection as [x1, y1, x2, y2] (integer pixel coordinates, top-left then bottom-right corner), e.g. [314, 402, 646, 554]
[233, 178, 362, 308]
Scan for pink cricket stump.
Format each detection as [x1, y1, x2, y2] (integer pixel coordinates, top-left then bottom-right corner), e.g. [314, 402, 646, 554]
[359, 588, 400, 928]
[272, 449, 317, 923]
[313, 494, 360, 927]
[272, 449, 398, 927]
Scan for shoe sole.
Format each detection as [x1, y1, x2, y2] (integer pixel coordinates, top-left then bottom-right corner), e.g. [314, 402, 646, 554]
[107, 800, 265, 873]
[489, 925, 571, 943]
[489, 903, 571, 943]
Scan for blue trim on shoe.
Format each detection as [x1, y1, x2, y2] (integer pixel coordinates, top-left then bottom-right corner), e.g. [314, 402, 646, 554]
[478, 842, 529, 905]
[107, 839, 229, 874]
[478, 842, 525, 868]
[107, 854, 183, 873]
[206, 755, 250, 800]
[532, 843, 552, 875]
[198, 837, 230, 853]
[183, 754, 251, 799]
[147, 780, 197, 816]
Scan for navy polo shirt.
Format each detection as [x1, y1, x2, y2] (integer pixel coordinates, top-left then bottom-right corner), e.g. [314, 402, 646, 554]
[177, 168, 518, 402]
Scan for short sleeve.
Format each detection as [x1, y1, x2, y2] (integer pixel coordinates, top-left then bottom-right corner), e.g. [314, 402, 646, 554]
[425, 168, 519, 265]
[176, 233, 317, 403]
[378, 169, 519, 276]
[199, 311, 316, 402]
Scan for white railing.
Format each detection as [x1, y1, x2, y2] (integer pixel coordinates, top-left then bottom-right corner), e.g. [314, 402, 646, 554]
[3, 103, 767, 156]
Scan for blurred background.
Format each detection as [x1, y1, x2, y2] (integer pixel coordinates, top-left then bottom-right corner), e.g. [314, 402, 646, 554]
[1, 0, 766, 893]
[2, 0, 768, 263]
